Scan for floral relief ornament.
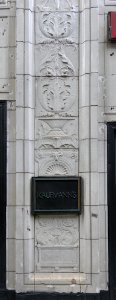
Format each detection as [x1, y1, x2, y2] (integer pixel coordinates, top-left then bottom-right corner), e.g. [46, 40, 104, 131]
[39, 47, 75, 76]
[39, 78, 73, 113]
[39, 12, 73, 40]
[36, 0, 78, 11]
[35, 216, 79, 246]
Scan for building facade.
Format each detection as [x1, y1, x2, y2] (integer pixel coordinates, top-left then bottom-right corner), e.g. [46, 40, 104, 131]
[0, 0, 116, 299]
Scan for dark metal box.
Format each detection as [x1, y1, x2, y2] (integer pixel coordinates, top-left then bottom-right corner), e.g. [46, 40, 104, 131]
[31, 177, 81, 214]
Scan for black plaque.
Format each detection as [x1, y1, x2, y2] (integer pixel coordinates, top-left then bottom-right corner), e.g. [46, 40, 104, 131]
[31, 177, 81, 214]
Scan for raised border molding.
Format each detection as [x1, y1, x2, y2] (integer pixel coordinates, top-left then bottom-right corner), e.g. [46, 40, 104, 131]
[105, 0, 116, 5]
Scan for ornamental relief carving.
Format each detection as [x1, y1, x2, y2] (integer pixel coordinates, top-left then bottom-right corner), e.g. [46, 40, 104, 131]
[35, 118, 78, 149]
[35, 0, 79, 11]
[36, 12, 78, 43]
[40, 49, 74, 76]
[35, 150, 78, 176]
[38, 12, 73, 40]
[35, 216, 79, 246]
[35, 44, 78, 76]
[35, 77, 78, 116]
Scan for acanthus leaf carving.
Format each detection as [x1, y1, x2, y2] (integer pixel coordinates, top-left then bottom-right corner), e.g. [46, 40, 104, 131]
[40, 48, 75, 76]
[35, 77, 78, 117]
[36, 0, 79, 11]
[39, 12, 73, 40]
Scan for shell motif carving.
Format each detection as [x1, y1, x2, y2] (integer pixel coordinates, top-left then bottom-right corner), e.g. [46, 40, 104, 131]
[35, 216, 79, 246]
[46, 163, 68, 175]
[35, 150, 77, 176]
[40, 48, 74, 76]
[39, 12, 73, 40]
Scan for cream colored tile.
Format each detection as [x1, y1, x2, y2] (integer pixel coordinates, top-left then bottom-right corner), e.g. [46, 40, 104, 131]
[79, 74, 90, 108]
[24, 239, 34, 273]
[6, 271, 15, 290]
[7, 141, 16, 174]
[91, 8, 98, 40]
[80, 0, 90, 11]
[25, 43, 34, 76]
[24, 141, 34, 173]
[91, 106, 98, 139]
[25, 108, 34, 140]
[24, 173, 33, 205]
[7, 173, 16, 206]
[16, 9, 24, 42]
[79, 107, 89, 140]
[25, 10, 34, 43]
[91, 41, 99, 73]
[16, 107, 24, 140]
[91, 206, 99, 239]
[91, 139, 98, 172]
[80, 206, 91, 239]
[16, 42, 24, 75]
[16, 75, 24, 107]
[91, 73, 98, 106]
[6, 206, 16, 239]
[7, 110, 16, 141]
[16, 173, 24, 205]
[0, 48, 8, 78]
[79, 9, 90, 43]
[80, 41, 90, 76]
[91, 173, 98, 205]
[79, 139, 90, 172]
[16, 207, 24, 239]
[25, 75, 35, 108]
[80, 239, 91, 274]
[24, 207, 34, 239]
[6, 239, 15, 272]
[92, 240, 99, 273]
[16, 240, 23, 273]
[16, 140, 24, 173]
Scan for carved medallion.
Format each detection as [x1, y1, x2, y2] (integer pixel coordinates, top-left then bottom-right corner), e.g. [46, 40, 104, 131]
[36, 11, 78, 43]
[36, 77, 78, 116]
[39, 12, 73, 40]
